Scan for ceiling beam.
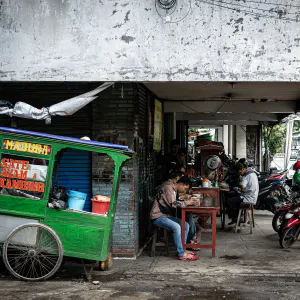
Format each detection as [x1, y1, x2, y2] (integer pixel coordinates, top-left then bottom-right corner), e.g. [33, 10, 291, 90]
[189, 120, 260, 126]
[164, 100, 296, 114]
[176, 112, 279, 122]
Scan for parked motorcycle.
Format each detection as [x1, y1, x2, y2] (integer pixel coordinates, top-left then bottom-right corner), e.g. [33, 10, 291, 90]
[279, 205, 300, 248]
[272, 184, 300, 232]
[255, 171, 290, 213]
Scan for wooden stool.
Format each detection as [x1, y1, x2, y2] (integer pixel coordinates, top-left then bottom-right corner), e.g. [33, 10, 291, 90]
[235, 203, 254, 234]
[151, 227, 169, 257]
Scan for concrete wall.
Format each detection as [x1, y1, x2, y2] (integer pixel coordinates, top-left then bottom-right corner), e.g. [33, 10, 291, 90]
[1, 0, 300, 81]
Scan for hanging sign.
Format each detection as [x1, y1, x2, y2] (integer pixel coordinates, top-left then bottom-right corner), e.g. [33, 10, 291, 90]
[0, 158, 45, 192]
[153, 100, 163, 151]
[2, 139, 51, 156]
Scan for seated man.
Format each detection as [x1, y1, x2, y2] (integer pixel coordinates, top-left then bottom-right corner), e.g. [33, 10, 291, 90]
[150, 170, 198, 260]
[227, 162, 259, 225]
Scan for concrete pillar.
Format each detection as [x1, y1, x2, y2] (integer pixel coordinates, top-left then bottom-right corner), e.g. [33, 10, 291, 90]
[232, 125, 236, 158]
[228, 125, 233, 157]
[217, 127, 223, 143]
[173, 113, 176, 139]
[236, 125, 247, 160]
[223, 125, 229, 154]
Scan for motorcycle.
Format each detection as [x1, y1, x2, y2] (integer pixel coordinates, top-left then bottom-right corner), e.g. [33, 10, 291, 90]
[272, 184, 300, 233]
[255, 171, 290, 213]
[279, 205, 300, 248]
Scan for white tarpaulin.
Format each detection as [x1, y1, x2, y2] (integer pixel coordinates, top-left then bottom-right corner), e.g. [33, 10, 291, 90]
[0, 82, 114, 123]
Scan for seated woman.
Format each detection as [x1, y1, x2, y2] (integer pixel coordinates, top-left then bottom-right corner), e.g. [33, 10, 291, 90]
[150, 170, 198, 261]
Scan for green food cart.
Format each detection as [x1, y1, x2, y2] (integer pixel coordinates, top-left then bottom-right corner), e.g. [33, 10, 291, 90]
[0, 126, 134, 281]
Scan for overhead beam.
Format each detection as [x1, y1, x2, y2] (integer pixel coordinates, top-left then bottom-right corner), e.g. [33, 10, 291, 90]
[189, 120, 260, 126]
[164, 101, 296, 114]
[176, 112, 279, 122]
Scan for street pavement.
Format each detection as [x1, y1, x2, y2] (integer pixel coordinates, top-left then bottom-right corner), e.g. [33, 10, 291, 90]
[1, 211, 300, 299]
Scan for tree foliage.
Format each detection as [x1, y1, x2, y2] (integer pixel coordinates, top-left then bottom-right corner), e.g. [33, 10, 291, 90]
[262, 124, 286, 170]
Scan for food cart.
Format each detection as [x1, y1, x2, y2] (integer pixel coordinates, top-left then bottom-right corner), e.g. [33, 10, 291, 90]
[0, 127, 134, 281]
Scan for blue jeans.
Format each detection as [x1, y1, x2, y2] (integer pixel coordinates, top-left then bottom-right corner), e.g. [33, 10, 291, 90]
[153, 216, 189, 257]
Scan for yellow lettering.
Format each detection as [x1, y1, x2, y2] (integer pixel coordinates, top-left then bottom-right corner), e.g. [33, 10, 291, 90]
[21, 142, 28, 152]
[27, 143, 35, 153]
[5, 140, 13, 150]
[42, 145, 48, 155]
[35, 144, 42, 154]
[12, 141, 19, 151]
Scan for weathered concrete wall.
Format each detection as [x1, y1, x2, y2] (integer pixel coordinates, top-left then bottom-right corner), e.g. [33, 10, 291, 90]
[1, 0, 300, 81]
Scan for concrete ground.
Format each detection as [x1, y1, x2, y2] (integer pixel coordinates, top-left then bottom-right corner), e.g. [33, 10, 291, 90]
[1, 211, 300, 299]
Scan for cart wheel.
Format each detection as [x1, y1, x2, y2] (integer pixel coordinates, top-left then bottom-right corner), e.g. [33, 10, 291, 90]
[3, 223, 63, 281]
[99, 253, 113, 271]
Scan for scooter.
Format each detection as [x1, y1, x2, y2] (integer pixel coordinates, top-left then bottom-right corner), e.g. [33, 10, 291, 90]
[272, 184, 300, 233]
[255, 172, 290, 213]
[279, 205, 300, 248]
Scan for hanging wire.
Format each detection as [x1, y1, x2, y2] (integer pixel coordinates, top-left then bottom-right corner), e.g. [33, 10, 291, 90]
[196, 0, 299, 22]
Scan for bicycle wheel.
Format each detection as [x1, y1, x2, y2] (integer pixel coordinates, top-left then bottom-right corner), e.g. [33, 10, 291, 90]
[3, 223, 63, 281]
[279, 225, 300, 249]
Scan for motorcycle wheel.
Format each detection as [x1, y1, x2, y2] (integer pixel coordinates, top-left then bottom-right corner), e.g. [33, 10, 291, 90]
[272, 211, 287, 232]
[279, 225, 300, 248]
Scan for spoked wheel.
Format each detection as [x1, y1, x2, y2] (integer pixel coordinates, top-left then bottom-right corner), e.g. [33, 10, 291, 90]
[279, 225, 300, 249]
[3, 223, 63, 281]
[272, 211, 287, 232]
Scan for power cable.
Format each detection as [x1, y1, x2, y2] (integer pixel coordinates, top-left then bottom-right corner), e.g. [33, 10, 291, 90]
[202, 0, 300, 14]
[196, 0, 299, 22]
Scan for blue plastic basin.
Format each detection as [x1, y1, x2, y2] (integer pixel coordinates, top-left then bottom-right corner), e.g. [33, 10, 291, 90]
[67, 190, 87, 210]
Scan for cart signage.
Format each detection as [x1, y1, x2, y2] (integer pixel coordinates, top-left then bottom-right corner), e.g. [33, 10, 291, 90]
[0, 158, 45, 192]
[2, 139, 51, 156]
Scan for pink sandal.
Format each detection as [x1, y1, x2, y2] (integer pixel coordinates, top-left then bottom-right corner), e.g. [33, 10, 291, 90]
[178, 254, 199, 261]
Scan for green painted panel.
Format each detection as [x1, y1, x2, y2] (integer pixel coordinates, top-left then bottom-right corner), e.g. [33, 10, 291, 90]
[44, 208, 111, 261]
[0, 196, 46, 218]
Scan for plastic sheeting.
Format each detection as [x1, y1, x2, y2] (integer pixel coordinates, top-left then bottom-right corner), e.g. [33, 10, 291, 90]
[0, 82, 114, 123]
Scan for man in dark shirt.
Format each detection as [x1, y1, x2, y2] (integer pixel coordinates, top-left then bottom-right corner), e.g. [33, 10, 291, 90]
[162, 139, 180, 181]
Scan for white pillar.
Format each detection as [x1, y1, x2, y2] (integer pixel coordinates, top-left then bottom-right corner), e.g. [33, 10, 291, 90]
[284, 120, 294, 169]
[223, 125, 229, 154]
[217, 128, 223, 143]
[236, 125, 247, 160]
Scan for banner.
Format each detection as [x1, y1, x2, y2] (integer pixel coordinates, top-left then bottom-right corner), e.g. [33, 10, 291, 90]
[153, 100, 163, 151]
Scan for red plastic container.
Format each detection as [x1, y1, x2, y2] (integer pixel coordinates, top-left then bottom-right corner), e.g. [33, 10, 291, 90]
[91, 195, 111, 214]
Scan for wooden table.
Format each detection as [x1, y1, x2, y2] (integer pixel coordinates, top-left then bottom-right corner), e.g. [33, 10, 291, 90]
[181, 205, 220, 257]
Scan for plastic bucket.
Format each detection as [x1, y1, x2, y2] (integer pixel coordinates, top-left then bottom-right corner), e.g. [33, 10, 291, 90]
[67, 190, 87, 210]
[91, 198, 111, 215]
